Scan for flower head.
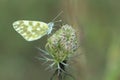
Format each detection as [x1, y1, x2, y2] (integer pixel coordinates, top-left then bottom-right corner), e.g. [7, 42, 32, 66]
[45, 24, 79, 66]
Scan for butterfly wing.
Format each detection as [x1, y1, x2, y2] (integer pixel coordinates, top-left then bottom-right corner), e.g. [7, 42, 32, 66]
[13, 20, 49, 41]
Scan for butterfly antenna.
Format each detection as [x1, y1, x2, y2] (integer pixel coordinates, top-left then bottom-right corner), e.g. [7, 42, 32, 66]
[52, 11, 63, 22]
[54, 20, 62, 23]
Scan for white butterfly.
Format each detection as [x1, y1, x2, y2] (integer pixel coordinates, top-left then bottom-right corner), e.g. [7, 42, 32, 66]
[13, 11, 63, 41]
[13, 20, 54, 41]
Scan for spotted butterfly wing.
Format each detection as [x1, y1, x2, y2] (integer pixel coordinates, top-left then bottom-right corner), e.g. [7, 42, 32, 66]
[13, 20, 51, 41]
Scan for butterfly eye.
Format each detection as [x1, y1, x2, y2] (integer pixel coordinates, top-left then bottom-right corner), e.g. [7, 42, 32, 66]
[48, 22, 54, 28]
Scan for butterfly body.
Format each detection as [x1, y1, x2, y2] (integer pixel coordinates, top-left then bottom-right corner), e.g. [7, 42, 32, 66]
[47, 22, 54, 34]
[13, 20, 54, 41]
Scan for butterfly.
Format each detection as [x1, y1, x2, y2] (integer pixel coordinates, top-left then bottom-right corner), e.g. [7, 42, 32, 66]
[13, 20, 54, 41]
[12, 11, 63, 41]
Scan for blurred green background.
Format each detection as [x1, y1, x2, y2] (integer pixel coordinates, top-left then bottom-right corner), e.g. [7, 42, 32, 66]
[0, 0, 120, 80]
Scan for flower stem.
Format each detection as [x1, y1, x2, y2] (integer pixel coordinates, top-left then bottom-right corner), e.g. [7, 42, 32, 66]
[50, 60, 67, 80]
